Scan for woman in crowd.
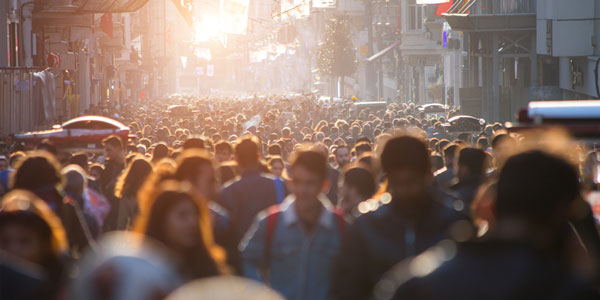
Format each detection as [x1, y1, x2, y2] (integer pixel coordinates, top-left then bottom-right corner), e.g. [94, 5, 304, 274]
[0, 190, 68, 300]
[134, 180, 228, 282]
[113, 157, 153, 230]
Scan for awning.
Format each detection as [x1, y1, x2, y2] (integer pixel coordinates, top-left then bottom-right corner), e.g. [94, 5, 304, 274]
[367, 41, 400, 63]
[76, 0, 150, 13]
[445, 0, 477, 14]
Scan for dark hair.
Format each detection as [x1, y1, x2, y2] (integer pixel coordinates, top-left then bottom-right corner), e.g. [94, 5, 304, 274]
[183, 138, 205, 150]
[69, 152, 89, 171]
[215, 141, 233, 154]
[36, 139, 57, 155]
[491, 133, 512, 149]
[354, 142, 373, 157]
[235, 136, 260, 167]
[102, 135, 123, 149]
[457, 147, 487, 179]
[381, 136, 431, 177]
[152, 143, 169, 162]
[344, 166, 376, 199]
[333, 144, 349, 156]
[290, 149, 328, 181]
[8, 151, 25, 168]
[496, 151, 579, 225]
[115, 158, 153, 198]
[135, 182, 225, 279]
[11, 151, 63, 190]
[442, 143, 459, 167]
[268, 143, 282, 156]
[218, 162, 238, 184]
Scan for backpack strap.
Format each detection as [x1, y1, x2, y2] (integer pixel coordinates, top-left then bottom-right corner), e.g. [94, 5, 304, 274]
[264, 205, 280, 265]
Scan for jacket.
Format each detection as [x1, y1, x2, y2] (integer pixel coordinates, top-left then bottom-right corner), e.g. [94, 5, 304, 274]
[330, 186, 469, 300]
[240, 195, 345, 300]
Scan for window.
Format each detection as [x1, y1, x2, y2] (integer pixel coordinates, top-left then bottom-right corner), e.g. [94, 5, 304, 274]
[408, 0, 422, 30]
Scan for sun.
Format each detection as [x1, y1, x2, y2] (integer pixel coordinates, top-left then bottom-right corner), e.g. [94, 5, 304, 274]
[194, 14, 221, 43]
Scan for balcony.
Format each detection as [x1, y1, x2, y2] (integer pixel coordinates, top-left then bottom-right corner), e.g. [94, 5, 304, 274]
[443, 0, 536, 32]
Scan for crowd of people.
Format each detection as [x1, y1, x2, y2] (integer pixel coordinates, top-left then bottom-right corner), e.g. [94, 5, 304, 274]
[1, 94, 600, 300]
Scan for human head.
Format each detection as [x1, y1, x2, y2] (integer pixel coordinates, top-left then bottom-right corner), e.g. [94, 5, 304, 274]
[456, 147, 488, 181]
[135, 181, 223, 278]
[69, 152, 89, 173]
[0, 156, 7, 171]
[114, 158, 153, 199]
[496, 150, 579, 232]
[381, 136, 432, 207]
[0, 190, 67, 266]
[354, 142, 373, 158]
[152, 143, 169, 163]
[234, 136, 260, 168]
[11, 151, 63, 191]
[290, 149, 328, 216]
[268, 156, 285, 178]
[62, 164, 88, 197]
[183, 138, 205, 151]
[175, 150, 217, 201]
[214, 141, 233, 163]
[102, 135, 124, 162]
[341, 165, 377, 215]
[442, 143, 459, 168]
[89, 163, 104, 181]
[334, 145, 351, 169]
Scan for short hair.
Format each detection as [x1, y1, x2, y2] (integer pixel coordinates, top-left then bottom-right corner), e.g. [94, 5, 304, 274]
[11, 151, 63, 190]
[442, 143, 459, 166]
[491, 133, 512, 149]
[457, 147, 487, 177]
[69, 152, 89, 171]
[268, 155, 284, 167]
[235, 136, 260, 167]
[102, 135, 124, 149]
[496, 150, 579, 225]
[215, 141, 233, 154]
[381, 136, 431, 176]
[267, 144, 282, 156]
[174, 150, 214, 184]
[290, 149, 328, 181]
[36, 139, 57, 155]
[183, 138, 205, 150]
[344, 166, 376, 199]
[333, 144, 349, 156]
[62, 164, 87, 196]
[152, 143, 169, 162]
[354, 142, 373, 157]
[8, 151, 25, 168]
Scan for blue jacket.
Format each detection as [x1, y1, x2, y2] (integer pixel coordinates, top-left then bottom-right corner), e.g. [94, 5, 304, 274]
[240, 195, 345, 300]
[330, 186, 469, 300]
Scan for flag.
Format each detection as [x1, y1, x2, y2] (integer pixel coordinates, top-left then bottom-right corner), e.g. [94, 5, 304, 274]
[100, 13, 113, 38]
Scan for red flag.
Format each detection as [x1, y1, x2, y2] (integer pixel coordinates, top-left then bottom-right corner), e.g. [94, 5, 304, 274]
[436, 0, 454, 16]
[100, 13, 113, 38]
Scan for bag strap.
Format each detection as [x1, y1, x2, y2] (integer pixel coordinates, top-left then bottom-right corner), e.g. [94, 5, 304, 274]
[264, 205, 280, 264]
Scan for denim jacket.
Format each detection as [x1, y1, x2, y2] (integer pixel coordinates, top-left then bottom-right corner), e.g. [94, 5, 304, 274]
[240, 194, 344, 300]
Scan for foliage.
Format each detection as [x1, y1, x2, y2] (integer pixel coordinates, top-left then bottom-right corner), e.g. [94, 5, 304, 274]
[317, 16, 357, 78]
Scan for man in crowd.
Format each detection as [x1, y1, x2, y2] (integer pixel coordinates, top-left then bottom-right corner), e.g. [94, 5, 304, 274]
[218, 136, 281, 271]
[389, 150, 599, 299]
[334, 144, 351, 170]
[240, 149, 346, 300]
[99, 135, 125, 231]
[434, 143, 459, 188]
[331, 136, 468, 300]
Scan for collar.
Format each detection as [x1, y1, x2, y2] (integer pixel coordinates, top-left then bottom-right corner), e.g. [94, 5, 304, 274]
[280, 193, 335, 230]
